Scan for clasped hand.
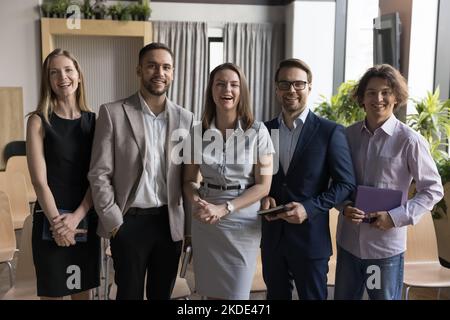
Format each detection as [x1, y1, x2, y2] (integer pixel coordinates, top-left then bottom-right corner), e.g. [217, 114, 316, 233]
[343, 206, 394, 230]
[193, 198, 228, 224]
[51, 213, 87, 247]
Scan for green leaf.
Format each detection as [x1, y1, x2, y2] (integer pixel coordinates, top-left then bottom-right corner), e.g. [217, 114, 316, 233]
[315, 80, 364, 127]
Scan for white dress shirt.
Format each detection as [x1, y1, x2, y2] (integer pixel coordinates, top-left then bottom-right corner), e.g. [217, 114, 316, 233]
[278, 108, 309, 175]
[130, 92, 168, 208]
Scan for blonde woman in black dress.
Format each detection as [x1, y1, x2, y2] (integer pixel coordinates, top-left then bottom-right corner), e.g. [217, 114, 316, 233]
[26, 49, 100, 299]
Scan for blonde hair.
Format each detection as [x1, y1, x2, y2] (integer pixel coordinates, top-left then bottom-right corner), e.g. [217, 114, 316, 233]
[30, 49, 91, 123]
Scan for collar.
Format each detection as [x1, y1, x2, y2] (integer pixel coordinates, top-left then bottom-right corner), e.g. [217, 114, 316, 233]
[138, 91, 167, 119]
[210, 117, 244, 134]
[278, 108, 309, 129]
[361, 114, 396, 136]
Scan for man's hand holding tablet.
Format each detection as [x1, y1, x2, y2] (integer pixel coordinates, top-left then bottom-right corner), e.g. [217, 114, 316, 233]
[257, 205, 288, 217]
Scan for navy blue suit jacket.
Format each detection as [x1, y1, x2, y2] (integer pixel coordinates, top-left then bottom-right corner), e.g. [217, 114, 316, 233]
[263, 111, 355, 259]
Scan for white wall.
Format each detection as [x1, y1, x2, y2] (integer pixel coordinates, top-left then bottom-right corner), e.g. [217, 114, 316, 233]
[0, 0, 41, 129]
[149, 2, 285, 24]
[288, 0, 336, 109]
[407, 0, 438, 113]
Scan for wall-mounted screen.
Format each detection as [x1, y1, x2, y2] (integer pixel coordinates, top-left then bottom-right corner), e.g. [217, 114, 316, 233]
[373, 12, 401, 69]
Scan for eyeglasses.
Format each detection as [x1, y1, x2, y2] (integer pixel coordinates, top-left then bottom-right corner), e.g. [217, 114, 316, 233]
[277, 80, 308, 91]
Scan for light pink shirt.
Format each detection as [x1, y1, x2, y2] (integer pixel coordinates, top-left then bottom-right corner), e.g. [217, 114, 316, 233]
[337, 115, 443, 259]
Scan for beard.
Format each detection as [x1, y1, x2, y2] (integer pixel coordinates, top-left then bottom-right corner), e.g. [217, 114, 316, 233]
[143, 78, 171, 96]
[283, 101, 306, 113]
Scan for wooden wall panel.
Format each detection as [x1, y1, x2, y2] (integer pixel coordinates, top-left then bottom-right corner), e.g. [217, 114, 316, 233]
[54, 36, 141, 113]
[0, 87, 24, 170]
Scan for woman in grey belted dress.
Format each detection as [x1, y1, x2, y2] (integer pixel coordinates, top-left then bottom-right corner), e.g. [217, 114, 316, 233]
[183, 63, 274, 299]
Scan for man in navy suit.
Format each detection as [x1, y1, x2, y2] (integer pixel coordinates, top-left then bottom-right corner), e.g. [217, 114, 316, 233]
[261, 58, 356, 300]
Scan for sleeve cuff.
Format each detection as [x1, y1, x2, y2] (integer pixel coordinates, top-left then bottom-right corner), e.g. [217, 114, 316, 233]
[97, 206, 124, 235]
[336, 200, 354, 214]
[387, 206, 408, 227]
[302, 199, 316, 220]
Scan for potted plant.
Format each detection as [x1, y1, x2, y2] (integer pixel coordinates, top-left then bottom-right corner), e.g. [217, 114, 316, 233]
[92, 0, 106, 19]
[108, 3, 124, 20]
[129, 0, 151, 21]
[407, 87, 450, 266]
[315, 80, 365, 127]
[138, 1, 151, 21]
[40, 1, 52, 18]
[128, 4, 141, 21]
[407, 88, 450, 164]
[51, 0, 69, 18]
[120, 6, 132, 21]
[81, 0, 94, 19]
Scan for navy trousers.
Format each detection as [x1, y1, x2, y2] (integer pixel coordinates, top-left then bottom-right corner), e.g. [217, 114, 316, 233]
[262, 236, 329, 300]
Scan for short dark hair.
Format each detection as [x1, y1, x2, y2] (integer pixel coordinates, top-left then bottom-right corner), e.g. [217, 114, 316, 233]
[353, 64, 408, 109]
[138, 42, 174, 65]
[274, 58, 313, 83]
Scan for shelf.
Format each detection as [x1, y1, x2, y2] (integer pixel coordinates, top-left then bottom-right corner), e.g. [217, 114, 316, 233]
[40, 18, 152, 61]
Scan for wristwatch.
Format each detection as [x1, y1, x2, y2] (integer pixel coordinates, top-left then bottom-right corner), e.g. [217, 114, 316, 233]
[225, 201, 235, 214]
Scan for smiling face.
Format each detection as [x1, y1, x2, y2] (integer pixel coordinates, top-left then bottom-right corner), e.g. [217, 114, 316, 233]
[362, 77, 397, 127]
[275, 66, 311, 117]
[212, 69, 240, 113]
[137, 48, 174, 96]
[48, 55, 80, 99]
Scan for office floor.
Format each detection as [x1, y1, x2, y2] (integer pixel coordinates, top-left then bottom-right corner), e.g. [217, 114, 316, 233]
[1, 230, 449, 300]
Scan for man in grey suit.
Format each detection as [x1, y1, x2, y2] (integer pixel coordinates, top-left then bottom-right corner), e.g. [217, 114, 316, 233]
[88, 43, 194, 300]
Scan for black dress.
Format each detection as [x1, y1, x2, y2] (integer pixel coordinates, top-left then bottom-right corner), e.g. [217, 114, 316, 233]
[32, 111, 100, 297]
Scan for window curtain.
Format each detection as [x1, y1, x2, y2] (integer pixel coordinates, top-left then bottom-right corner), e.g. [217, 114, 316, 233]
[224, 22, 285, 121]
[152, 21, 208, 119]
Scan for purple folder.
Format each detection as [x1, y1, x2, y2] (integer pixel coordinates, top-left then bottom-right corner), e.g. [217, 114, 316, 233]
[354, 185, 403, 223]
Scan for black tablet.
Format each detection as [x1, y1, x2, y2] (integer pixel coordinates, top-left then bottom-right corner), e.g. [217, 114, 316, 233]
[257, 205, 288, 216]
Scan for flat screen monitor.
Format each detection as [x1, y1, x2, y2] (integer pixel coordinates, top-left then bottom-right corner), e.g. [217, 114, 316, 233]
[373, 12, 401, 69]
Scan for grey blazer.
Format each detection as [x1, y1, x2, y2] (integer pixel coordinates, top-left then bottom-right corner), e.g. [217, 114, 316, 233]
[88, 92, 194, 240]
